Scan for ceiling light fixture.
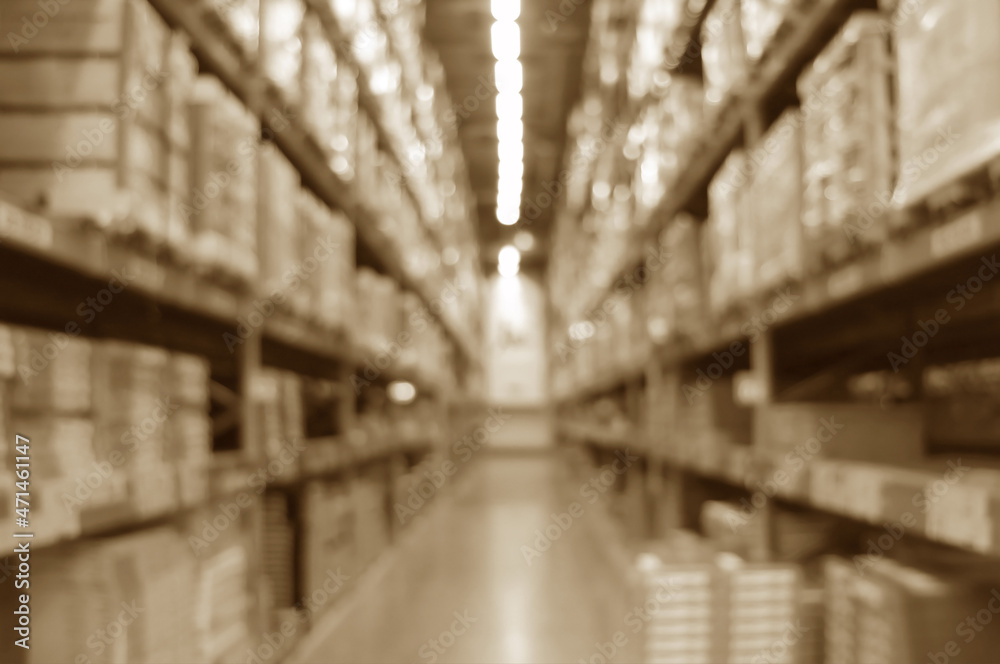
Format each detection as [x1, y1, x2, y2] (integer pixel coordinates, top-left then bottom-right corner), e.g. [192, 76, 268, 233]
[498, 244, 521, 276]
[492, 7, 523, 229]
[491, 0, 520, 21]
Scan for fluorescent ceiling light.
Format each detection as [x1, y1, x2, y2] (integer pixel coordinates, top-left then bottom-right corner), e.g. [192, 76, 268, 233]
[496, 91, 523, 120]
[495, 60, 523, 94]
[491, 0, 520, 21]
[491, 21, 520, 61]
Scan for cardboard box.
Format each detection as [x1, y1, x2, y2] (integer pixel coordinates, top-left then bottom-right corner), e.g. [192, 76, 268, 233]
[0, 0, 174, 241]
[754, 402, 923, 464]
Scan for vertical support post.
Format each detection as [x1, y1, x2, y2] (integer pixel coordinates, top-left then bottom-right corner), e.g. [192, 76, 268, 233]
[749, 329, 776, 562]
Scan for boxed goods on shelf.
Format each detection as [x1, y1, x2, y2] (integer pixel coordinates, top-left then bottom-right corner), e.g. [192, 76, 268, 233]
[646, 214, 707, 346]
[0, 0, 174, 243]
[317, 208, 356, 331]
[301, 13, 338, 147]
[253, 368, 304, 481]
[195, 536, 254, 663]
[165, 32, 200, 257]
[741, 0, 798, 61]
[353, 477, 390, 569]
[262, 491, 297, 612]
[704, 150, 754, 316]
[892, 0, 1000, 207]
[258, 142, 306, 311]
[923, 357, 1000, 453]
[701, 0, 747, 110]
[824, 556, 1000, 664]
[210, 0, 261, 60]
[10, 326, 92, 413]
[356, 267, 403, 351]
[260, 0, 306, 103]
[754, 402, 923, 464]
[31, 528, 202, 664]
[798, 12, 895, 268]
[301, 480, 356, 593]
[189, 75, 260, 284]
[636, 537, 804, 664]
[750, 109, 805, 292]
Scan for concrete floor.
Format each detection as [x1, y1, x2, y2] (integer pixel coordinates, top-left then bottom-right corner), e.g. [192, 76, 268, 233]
[296, 452, 642, 664]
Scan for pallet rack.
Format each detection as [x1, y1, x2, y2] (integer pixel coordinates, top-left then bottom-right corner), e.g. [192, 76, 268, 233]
[552, 0, 1000, 564]
[0, 0, 485, 661]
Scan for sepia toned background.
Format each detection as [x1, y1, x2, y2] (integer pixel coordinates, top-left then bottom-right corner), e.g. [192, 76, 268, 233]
[2, 0, 1000, 662]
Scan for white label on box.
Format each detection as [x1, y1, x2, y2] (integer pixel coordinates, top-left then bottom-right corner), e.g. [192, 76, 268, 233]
[827, 263, 866, 300]
[930, 212, 983, 259]
[926, 485, 992, 553]
[0, 199, 54, 251]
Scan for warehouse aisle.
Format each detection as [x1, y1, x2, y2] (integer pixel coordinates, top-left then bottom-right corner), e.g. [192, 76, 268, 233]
[298, 453, 637, 664]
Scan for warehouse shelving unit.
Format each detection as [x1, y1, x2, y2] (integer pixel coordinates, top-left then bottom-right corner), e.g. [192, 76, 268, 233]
[0, 1, 485, 662]
[551, 0, 1000, 589]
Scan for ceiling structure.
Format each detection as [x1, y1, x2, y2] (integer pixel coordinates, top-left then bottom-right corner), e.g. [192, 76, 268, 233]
[423, 0, 594, 271]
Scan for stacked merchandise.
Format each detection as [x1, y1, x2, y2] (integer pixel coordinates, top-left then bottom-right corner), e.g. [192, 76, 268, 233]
[258, 142, 307, 315]
[824, 556, 1000, 664]
[749, 110, 805, 293]
[300, 481, 356, 592]
[188, 74, 261, 285]
[674, 365, 751, 470]
[701, 0, 747, 110]
[798, 12, 895, 269]
[627, 0, 687, 100]
[923, 357, 1000, 453]
[259, 0, 306, 104]
[636, 533, 804, 664]
[90, 341, 174, 519]
[210, 0, 261, 61]
[741, 0, 799, 62]
[31, 528, 201, 664]
[194, 531, 254, 664]
[168, 353, 213, 506]
[356, 267, 403, 353]
[352, 477, 391, 570]
[0, 0, 177, 245]
[6, 328, 91, 544]
[164, 33, 200, 258]
[646, 214, 706, 346]
[891, 0, 1000, 208]
[253, 368, 304, 483]
[703, 150, 753, 316]
[261, 491, 298, 627]
[3, 327, 214, 543]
